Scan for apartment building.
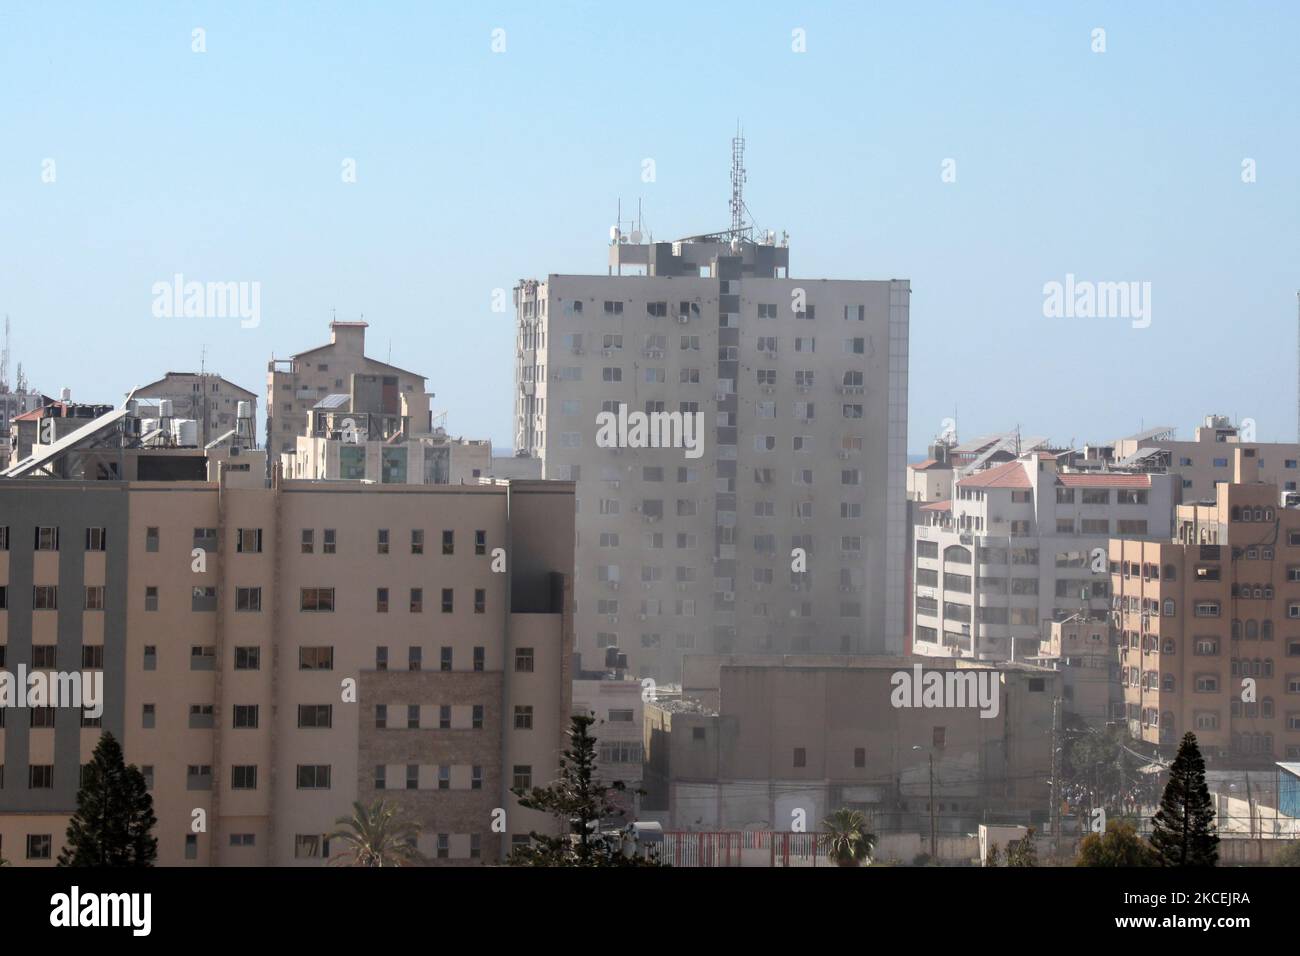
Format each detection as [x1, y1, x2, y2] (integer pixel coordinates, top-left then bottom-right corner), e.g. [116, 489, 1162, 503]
[642, 654, 1058, 832]
[0, 467, 573, 866]
[1033, 615, 1118, 727]
[285, 373, 490, 484]
[266, 320, 429, 459]
[913, 453, 1176, 662]
[1110, 448, 1300, 765]
[513, 235, 909, 681]
[1114, 415, 1300, 502]
[571, 675, 645, 817]
[130, 372, 258, 448]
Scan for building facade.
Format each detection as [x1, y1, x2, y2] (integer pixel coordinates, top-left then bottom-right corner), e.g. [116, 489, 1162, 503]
[0, 473, 573, 866]
[513, 236, 909, 680]
[266, 321, 429, 459]
[1110, 448, 1300, 764]
[642, 654, 1058, 833]
[130, 372, 258, 448]
[913, 454, 1177, 662]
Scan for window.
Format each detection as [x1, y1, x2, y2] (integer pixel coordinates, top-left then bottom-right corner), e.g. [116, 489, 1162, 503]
[235, 586, 262, 612]
[299, 646, 333, 670]
[514, 705, 534, 729]
[376, 646, 388, 671]
[377, 529, 389, 554]
[231, 765, 258, 790]
[793, 748, 807, 768]
[32, 585, 58, 610]
[323, 529, 336, 554]
[142, 703, 156, 728]
[187, 765, 213, 790]
[409, 587, 423, 613]
[475, 530, 487, 555]
[440, 646, 453, 672]
[144, 586, 158, 612]
[376, 587, 389, 613]
[515, 648, 534, 672]
[411, 530, 424, 554]
[296, 765, 332, 790]
[35, 526, 59, 551]
[300, 587, 335, 612]
[190, 646, 216, 671]
[441, 588, 454, 613]
[32, 644, 56, 668]
[232, 705, 259, 729]
[473, 704, 485, 729]
[294, 835, 328, 859]
[236, 528, 262, 553]
[191, 586, 217, 612]
[409, 646, 422, 671]
[442, 530, 455, 555]
[26, 835, 52, 860]
[512, 765, 532, 790]
[235, 646, 260, 670]
[298, 704, 332, 729]
[81, 645, 104, 669]
[301, 529, 314, 554]
[85, 527, 107, 552]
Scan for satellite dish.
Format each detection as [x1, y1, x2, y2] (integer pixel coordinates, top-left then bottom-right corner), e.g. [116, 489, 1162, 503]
[609, 226, 620, 242]
[630, 230, 642, 244]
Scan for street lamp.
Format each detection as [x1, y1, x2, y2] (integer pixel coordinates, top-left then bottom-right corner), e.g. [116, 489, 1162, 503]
[913, 745, 936, 861]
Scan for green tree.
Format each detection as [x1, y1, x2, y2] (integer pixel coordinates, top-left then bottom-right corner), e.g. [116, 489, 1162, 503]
[1150, 732, 1219, 867]
[57, 732, 157, 867]
[1076, 820, 1157, 867]
[819, 808, 877, 867]
[1271, 840, 1300, 867]
[327, 800, 424, 867]
[985, 842, 1001, 867]
[1005, 827, 1038, 867]
[508, 713, 663, 866]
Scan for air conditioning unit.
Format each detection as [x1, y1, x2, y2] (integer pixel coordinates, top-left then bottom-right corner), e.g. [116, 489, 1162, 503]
[677, 314, 690, 323]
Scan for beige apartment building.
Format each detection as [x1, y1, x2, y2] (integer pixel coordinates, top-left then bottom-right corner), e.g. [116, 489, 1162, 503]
[267, 320, 430, 459]
[284, 372, 491, 485]
[513, 234, 909, 681]
[913, 453, 1177, 662]
[1114, 415, 1300, 502]
[1110, 448, 1300, 764]
[0, 465, 573, 866]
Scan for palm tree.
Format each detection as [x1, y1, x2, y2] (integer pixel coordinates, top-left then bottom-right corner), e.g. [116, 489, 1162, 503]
[819, 808, 877, 867]
[327, 800, 424, 867]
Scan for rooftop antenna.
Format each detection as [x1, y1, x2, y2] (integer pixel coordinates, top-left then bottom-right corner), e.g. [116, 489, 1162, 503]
[200, 344, 206, 376]
[730, 123, 750, 240]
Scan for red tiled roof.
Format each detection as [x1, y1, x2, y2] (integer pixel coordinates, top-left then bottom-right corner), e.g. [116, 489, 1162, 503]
[920, 500, 952, 512]
[1057, 473, 1151, 488]
[12, 403, 62, 422]
[909, 458, 950, 472]
[957, 460, 1031, 490]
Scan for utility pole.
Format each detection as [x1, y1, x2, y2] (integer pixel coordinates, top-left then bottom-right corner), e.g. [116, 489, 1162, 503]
[1050, 696, 1062, 862]
[928, 751, 936, 861]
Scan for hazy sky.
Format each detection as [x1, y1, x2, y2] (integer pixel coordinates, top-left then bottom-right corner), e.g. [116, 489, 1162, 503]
[2, 1, 1297, 451]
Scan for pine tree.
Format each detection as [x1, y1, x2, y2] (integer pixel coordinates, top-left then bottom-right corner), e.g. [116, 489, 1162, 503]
[508, 713, 663, 866]
[1150, 732, 1218, 867]
[58, 732, 157, 866]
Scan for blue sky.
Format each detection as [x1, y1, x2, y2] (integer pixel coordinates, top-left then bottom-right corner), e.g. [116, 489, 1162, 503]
[1, 1, 1297, 451]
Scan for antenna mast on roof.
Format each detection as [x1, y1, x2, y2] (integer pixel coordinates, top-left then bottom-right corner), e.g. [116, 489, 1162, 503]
[730, 124, 752, 241]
